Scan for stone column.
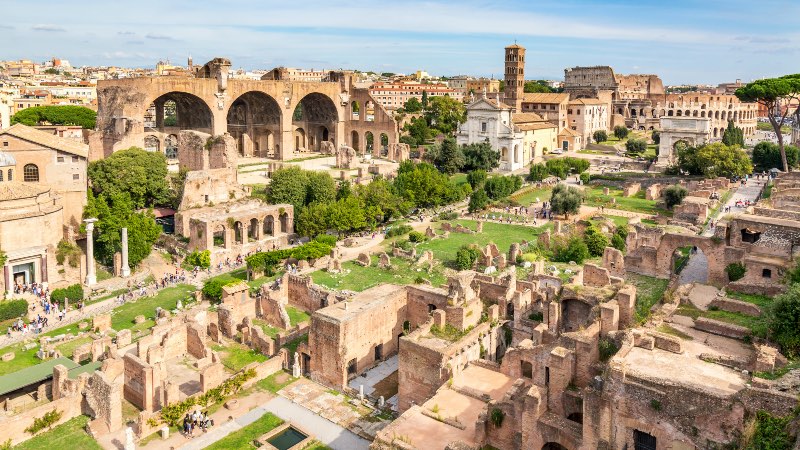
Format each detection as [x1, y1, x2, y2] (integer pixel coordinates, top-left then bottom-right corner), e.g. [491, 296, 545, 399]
[84, 218, 98, 286]
[121, 227, 131, 277]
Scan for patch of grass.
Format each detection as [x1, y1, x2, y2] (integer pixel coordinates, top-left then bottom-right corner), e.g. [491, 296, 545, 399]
[625, 273, 669, 324]
[110, 284, 195, 331]
[675, 301, 767, 337]
[450, 173, 468, 185]
[95, 266, 113, 282]
[283, 334, 308, 355]
[55, 336, 93, 359]
[757, 121, 791, 134]
[0, 322, 84, 376]
[656, 324, 694, 341]
[584, 185, 669, 216]
[256, 370, 299, 393]
[753, 360, 800, 380]
[13, 415, 102, 450]
[204, 412, 284, 450]
[286, 306, 310, 326]
[212, 341, 268, 372]
[726, 291, 772, 308]
[512, 186, 553, 206]
[311, 258, 446, 292]
[252, 319, 283, 338]
[303, 441, 333, 450]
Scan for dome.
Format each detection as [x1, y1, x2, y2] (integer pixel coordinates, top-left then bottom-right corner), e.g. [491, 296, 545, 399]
[0, 152, 16, 167]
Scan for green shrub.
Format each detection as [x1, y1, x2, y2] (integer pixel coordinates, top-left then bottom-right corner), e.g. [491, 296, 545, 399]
[201, 279, 230, 303]
[725, 262, 746, 282]
[51, 284, 84, 307]
[0, 299, 28, 321]
[764, 284, 800, 358]
[613, 125, 629, 140]
[746, 410, 794, 450]
[664, 185, 688, 209]
[56, 240, 81, 268]
[584, 225, 610, 257]
[386, 224, 413, 238]
[438, 211, 458, 221]
[599, 338, 619, 361]
[468, 188, 489, 213]
[579, 172, 590, 184]
[25, 409, 62, 435]
[625, 137, 647, 154]
[611, 233, 626, 251]
[527, 163, 549, 182]
[490, 408, 505, 427]
[528, 311, 543, 321]
[185, 249, 211, 269]
[455, 245, 481, 270]
[313, 234, 337, 247]
[593, 130, 608, 143]
[551, 235, 590, 264]
[408, 231, 426, 243]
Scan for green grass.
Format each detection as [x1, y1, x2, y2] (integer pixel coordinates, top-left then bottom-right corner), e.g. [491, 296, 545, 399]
[256, 370, 299, 393]
[12, 415, 102, 450]
[252, 319, 283, 338]
[286, 306, 309, 326]
[584, 185, 669, 216]
[726, 291, 772, 309]
[95, 266, 113, 282]
[589, 215, 629, 228]
[110, 284, 196, 331]
[450, 173, 468, 185]
[0, 322, 84, 376]
[512, 187, 553, 206]
[207, 267, 281, 290]
[283, 334, 308, 355]
[55, 336, 93, 360]
[675, 302, 767, 337]
[625, 273, 669, 324]
[754, 360, 800, 380]
[312, 220, 549, 292]
[204, 412, 284, 450]
[762, 182, 773, 199]
[656, 324, 694, 340]
[302, 441, 333, 450]
[757, 121, 791, 134]
[212, 342, 268, 372]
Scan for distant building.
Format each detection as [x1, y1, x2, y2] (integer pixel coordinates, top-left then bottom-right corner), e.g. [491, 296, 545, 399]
[368, 81, 462, 111]
[261, 67, 329, 82]
[503, 44, 525, 112]
[567, 98, 609, 145]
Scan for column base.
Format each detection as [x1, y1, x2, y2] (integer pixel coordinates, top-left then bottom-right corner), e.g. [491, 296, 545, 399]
[85, 275, 97, 286]
[121, 267, 131, 277]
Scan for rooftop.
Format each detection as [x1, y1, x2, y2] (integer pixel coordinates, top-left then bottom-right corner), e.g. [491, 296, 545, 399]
[0, 181, 49, 201]
[0, 123, 89, 158]
[522, 92, 569, 104]
[315, 283, 405, 322]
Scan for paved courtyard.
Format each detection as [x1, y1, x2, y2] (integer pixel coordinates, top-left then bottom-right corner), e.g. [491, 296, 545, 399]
[348, 354, 399, 410]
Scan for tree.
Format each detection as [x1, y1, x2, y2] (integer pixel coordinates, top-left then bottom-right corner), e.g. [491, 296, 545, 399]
[611, 233, 626, 251]
[752, 141, 800, 171]
[424, 96, 467, 135]
[267, 166, 310, 211]
[523, 81, 554, 93]
[764, 283, 800, 357]
[736, 74, 800, 172]
[326, 196, 367, 236]
[305, 171, 336, 205]
[336, 180, 352, 201]
[550, 184, 583, 219]
[663, 185, 688, 209]
[421, 91, 429, 109]
[584, 225, 609, 257]
[721, 120, 745, 147]
[83, 191, 161, 268]
[354, 178, 411, 222]
[11, 105, 96, 129]
[552, 235, 590, 264]
[88, 147, 171, 209]
[455, 245, 480, 270]
[433, 138, 465, 175]
[484, 175, 521, 200]
[399, 135, 418, 148]
[462, 141, 500, 172]
[651, 130, 660, 145]
[675, 142, 701, 175]
[694, 143, 753, 179]
[613, 126, 629, 140]
[593, 130, 608, 143]
[468, 188, 489, 213]
[404, 97, 423, 113]
[467, 170, 487, 190]
[295, 203, 330, 238]
[394, 161, 460, 208]
[403, 116, 433, 145]
[528, 163, 548, 182]
[625, 138, 647, 154]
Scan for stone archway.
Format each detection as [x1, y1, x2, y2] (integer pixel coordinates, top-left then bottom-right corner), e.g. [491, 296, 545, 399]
[351, 131, 360, 153]
[542, 443, 569, 450]
[226, 91, 282, 158]
[292, 92, 339, 152]
[147, 91, 213, 134]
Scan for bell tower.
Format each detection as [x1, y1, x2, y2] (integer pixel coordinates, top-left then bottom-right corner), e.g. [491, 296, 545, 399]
[504, 44, 525, 112]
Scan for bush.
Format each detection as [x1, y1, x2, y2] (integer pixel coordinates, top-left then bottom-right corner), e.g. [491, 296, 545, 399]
[408, 231, 426, 243]
[663, 185, 688, 209]
[764, 284, 800, 358]
[51, 284, 84, 307]
[201, 279, 228, 303]
[545, 157, 590, 179]
[611, 233, 626, 252]
[56, 240, 81, 268]
[438, 212, 458, 221]
[466, 169, 487, 190]
[584, 225, 610, 257]
[527, 163, 548, 182]
[613, 126, 629, 140]
[593, 130, 608, 143]
[599, 338, 619, 361]
[455, 245, 481, 270]
[551, 235, 590, 264]
[0, 299, 28, 321]
[468, 189, 489, 213]
[579, 172, 590, 184]
[313, 234, 337, 247]
[385, 224, 413, 238]
[484, 175, 522, 200]
[185, 249, 211, 269]
[625, 138, 647, 154]
[25, 409, 62, 435]
[725, 262, 746, 282]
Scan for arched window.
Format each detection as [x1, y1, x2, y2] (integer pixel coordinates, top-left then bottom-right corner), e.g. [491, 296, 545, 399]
[7, 169, 12, 181]
[23, 164, 39, 182]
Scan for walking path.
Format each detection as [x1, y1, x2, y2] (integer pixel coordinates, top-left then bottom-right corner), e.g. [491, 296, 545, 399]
[701, 177, 766, 237]
[178, 406, 270, 450]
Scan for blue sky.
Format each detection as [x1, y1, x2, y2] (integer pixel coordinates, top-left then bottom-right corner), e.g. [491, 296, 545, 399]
[3, 0, 798, 84]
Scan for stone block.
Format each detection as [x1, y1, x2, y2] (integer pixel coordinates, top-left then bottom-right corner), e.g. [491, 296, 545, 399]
[432, 310, 446, 328]
[93, 314, 112, 333]
[582, 263, 611, 287]
[134, 315, 146, 324]
[602, 246, 625, 277]
[1, 352, 14, 362]
[647, 331, 683, 353]
[355, 252, 371, 267]
[600, 301, 619, 336]
[116, 329, 132, 348]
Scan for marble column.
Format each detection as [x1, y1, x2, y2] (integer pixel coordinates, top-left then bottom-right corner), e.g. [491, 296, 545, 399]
[121, 227, 131, 277]
[84, 218, 98, 286]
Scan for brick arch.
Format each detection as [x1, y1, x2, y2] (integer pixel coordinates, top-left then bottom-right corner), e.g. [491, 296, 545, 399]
[225, 91, 283, 158]
[146, 91, 214, 132]
[652, 233, 727, 284]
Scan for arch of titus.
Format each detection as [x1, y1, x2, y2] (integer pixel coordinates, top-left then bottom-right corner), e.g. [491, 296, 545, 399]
[89, 58, 398, 161]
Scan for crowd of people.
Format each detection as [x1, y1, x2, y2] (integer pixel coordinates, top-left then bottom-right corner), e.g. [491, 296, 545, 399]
[182, 410, 213, 437]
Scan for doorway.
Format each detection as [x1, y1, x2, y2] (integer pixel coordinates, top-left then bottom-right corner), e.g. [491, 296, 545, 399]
[13, 262, 35, 286]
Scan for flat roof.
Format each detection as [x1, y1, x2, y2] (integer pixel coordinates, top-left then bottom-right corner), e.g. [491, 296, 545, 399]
[68, 360, 102, 379]
[315, 284, 405, 322]
[0, 357, 78, 395]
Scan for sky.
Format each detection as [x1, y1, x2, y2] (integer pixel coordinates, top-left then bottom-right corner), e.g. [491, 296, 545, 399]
[2, 0, 799, 85]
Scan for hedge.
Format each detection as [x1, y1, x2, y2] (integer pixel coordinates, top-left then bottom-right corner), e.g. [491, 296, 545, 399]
[51, 284, 84, 307]
[0, 299, 28, 321]
[245, 237, 333, 275]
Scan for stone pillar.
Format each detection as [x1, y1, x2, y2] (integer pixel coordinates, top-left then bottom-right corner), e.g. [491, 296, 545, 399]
[84, 218, 98, 286]
[3, 264, 11, 296]
[121, 227, 131, 277]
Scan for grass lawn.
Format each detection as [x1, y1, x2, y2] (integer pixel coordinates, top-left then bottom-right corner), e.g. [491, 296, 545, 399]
[656, 324, 693, 340]
[624, 273, 669, 324]
[675, 302, 767, 337]
[256, 370, 299, 393]
[757, 121, 791, 134]
[212, 341, 268, 372]
[55, 336, 93, 360]
[423, 220, 547, 263]
[252, 319, 283, 338]
[204, 412, 284, 450]
[450, 173, 468, 185]
[110, 284, 195, 331]
[584, 185, 668, 215]
[207, 267, 281, 290]
[95, 266, 113, 282]
[0, 321, 86, 376]
[589, 215, 629, 228]
[13, 415, 102, 450]
[725, 291, 772, 309]
[512, 186, 553, 206]
[286, 306, 309, 326]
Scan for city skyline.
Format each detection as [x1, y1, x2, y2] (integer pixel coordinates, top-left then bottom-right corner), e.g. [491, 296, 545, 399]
[2, 0, 799, 84]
